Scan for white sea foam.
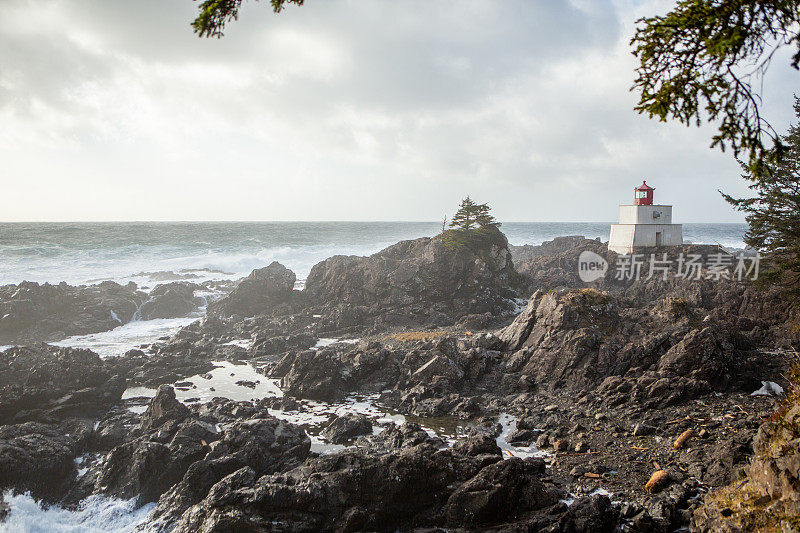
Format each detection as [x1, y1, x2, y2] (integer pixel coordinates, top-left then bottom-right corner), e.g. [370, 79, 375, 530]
[0, 222, 748, 288]
[0, 492, 154, 533]
[51, 317, 200, 358]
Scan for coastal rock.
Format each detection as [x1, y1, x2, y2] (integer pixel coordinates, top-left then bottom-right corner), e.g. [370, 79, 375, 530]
[91, 390, 311, 530]
[304, 228, 519, 325]
[146, 416, 311, 531]
[0, 280, 144, 344]
[452, 433, 502, 457]
[0, 344, 125, 424]
[139, 385, 190, 433]
[444, 457, 556, 526]
[321, 413, 373, 444]
[138, 282, 203, 320]
[496, 287, 776, 403]
[0, 419, 93, 501]
[280, 349, 347, 401]
[170, 427, 563, 533]
[207, 262, 296, 319]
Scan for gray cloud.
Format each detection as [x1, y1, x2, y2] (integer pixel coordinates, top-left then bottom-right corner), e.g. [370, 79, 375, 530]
[0, 0, 795, 222]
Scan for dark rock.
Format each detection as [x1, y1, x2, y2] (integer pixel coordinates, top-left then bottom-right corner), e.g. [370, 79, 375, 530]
[170, 439, 536, 532]
[304, 228, 520, 324]
[0, 280, 144, 344]
[321, 413, 373, 444]
[507, 428, 535, 444]
[207, 262, 296, 319]
[452, 433, 502, 457]
[444, 457, 559, 526]
[280, 349, 347, 402]
[139, 385, 190, 434]
[564, 494, 618, 532]
[0, 419, 93, 501]
[138, 282, 202, 320]
[0, 345, 125, 424]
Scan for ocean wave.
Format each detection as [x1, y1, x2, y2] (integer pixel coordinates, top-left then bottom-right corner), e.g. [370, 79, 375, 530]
[0, 492, 153, 533]
[0, 222, 746, 287]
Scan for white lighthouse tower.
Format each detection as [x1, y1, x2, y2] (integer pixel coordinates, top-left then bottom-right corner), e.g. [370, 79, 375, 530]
[608, 181, 683, 254]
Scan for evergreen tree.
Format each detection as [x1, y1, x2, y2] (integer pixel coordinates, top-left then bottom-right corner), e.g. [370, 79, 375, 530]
[723, 96, 800, 302]
[474, 203, 500, 229]
[449, 197, 500, 231]
[449, 197, 480, 230]
[631, 0, 800, 171]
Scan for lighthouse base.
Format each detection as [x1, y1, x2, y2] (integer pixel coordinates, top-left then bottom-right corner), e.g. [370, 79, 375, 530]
[608, 223, 683, 255]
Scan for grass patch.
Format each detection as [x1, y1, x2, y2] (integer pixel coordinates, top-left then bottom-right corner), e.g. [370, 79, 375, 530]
[564, 288, 612, 308]
[381, 330, 454, 343]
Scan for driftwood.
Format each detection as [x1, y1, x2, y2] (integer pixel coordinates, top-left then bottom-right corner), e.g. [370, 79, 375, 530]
[645, 470, 670, 493]
[674, 429, 696, 450]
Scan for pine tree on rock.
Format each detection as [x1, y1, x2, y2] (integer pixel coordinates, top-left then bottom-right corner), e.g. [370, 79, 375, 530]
[723, 96, 800, 303]
[450, 197, 480, 231]
[450, 197, 500, 231]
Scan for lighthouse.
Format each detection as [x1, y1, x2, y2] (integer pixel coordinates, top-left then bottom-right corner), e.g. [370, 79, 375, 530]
[608, 181, 683, 254]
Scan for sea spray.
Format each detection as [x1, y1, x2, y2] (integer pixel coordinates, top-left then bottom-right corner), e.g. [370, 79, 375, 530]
[0, 492, 154, 533]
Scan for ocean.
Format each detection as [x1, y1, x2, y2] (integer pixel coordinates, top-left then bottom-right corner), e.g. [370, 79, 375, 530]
[0, 221, 748, 287]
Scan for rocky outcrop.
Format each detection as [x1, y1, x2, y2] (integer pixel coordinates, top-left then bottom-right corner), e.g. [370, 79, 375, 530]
[0, 344, 126, 424]
[207, 262, 296, 319]
[444, 456, 557, 527]
[0, 419, 93, 501]
[170, 425, 561, 532]
[74, 387, 312, 532]
[496, 287, 777, 404]
[693, 391, 800, 531]
[0, 280, 145, 344]
[321, 413, 373, 444]
[138, 282, 204, 320]
[304, 228, 520, 325]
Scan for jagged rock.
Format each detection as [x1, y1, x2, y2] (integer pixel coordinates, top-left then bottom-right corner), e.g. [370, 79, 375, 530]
[93, 409, 142, 450]
[497, 290, 544, 351]
[563, 494, 618, 532]
[96, 391, 310, 513]
[444, 457, 557, 526]
[138, 282, 202, 320]
[280, 349, 347, 401]
[321, 413, 373, 444]
[139, 385, 190, 434]
[0, 344, 125, 424]
[304, 228, 519, 323]
[0, 419, 93, 501]
[170, 436, 552, 532]
[0, 280, 144, 344]
[657, 326, 755, 391]
[452, 433, 502, 457]
[145, 415, 311, 531]
[207, 262, 296, 319]
[356, 422, 443, 451]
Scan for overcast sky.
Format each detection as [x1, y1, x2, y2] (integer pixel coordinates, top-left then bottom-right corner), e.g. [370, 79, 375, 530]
[0, 0, 796, 222]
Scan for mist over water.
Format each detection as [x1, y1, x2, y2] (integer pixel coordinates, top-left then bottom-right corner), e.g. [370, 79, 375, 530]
[0, 221, 748, 287]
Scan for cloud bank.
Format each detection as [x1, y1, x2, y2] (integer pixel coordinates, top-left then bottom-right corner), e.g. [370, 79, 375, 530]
[0, 0, 796, 221]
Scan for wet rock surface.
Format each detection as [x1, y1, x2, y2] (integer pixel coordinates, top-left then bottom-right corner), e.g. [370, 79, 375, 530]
[0, 280, 145, 344]
[0, 344, 126, 424]
[138, 282, 204, 320]
[321, 413, 373, 444]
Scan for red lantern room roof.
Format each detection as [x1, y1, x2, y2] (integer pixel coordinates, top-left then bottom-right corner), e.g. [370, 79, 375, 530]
[635, 180, 654, 191]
